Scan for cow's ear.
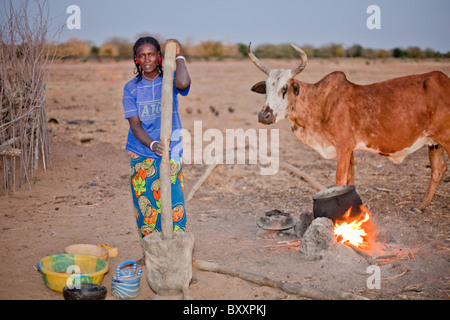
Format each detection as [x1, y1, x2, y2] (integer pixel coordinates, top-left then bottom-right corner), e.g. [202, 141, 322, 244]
[251, 81, 266, 94]
[292, 82, 300, 96]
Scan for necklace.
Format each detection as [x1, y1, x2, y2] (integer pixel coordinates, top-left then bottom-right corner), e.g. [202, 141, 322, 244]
[143, 71, 160, 81]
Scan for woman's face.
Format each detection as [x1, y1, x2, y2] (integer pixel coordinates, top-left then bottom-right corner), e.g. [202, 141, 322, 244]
[135, 43, 160, 74]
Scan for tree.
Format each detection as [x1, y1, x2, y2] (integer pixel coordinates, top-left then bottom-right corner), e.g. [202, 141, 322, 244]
[99, 42, 119, 58]
[57, 37, 90, 58]
[104, 37, 133, 59]
[330, 43, 346, 58]
[406, 46, 424, 59]
[424, 48, 436, 59]
[237, 43, 247, 58]
[90, 45, 99, 57]
[347, 44, 363, 57]
[392, 47, 406, 58]
[200, 40, 224, 58]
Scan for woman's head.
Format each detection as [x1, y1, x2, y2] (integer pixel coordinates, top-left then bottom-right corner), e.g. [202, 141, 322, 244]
[133, 36, 162, 82]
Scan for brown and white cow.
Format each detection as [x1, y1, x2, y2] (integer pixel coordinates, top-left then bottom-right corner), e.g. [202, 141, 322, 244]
[248, 42, 450, 213]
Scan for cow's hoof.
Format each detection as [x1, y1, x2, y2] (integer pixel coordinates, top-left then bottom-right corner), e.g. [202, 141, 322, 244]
[409, 207, 422, 214]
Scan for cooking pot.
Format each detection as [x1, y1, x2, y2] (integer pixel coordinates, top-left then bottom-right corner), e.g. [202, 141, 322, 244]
[312, 185, 362, 222]
[257, 209, 296, 230]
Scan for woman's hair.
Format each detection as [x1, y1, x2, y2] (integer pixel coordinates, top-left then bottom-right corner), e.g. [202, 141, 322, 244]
[133, 36, 162, 82]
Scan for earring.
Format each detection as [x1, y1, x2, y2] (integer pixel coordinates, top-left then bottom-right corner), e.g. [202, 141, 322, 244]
[135, 60, 139, 65]
[158, 57, 162, 65]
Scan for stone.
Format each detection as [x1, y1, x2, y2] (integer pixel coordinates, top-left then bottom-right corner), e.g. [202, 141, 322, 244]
[299, 217, 336, 260]
[294, 211, 314, 238]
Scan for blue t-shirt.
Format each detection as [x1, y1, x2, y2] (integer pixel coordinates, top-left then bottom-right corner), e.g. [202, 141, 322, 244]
[122, 73, 189, 159]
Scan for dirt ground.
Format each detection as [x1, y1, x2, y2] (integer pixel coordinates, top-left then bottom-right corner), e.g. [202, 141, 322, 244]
[0, 57, 449, 300]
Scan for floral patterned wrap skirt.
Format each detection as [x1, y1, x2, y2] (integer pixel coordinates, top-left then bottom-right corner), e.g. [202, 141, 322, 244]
[129, 152, 186, 241]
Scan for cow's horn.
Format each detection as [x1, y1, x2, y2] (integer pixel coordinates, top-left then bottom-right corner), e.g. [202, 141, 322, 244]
[248, 42, 271, 75]
[290, 43, 308, 78]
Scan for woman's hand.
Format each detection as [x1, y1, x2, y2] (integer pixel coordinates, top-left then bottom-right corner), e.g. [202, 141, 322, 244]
[151, 141, 170, 157]
[165, 39, 191, 91]
[127, 117, 170, 157]
[165, 39, 182, 56]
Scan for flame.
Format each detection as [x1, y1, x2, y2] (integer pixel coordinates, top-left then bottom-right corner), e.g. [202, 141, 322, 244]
[334, 205, 371, 248]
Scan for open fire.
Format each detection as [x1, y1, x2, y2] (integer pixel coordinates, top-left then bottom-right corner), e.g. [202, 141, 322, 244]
[333, 205, 372, 249]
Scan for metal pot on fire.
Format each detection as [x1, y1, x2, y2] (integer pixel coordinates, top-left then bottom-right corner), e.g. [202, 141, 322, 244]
[312, 185, 363, 222]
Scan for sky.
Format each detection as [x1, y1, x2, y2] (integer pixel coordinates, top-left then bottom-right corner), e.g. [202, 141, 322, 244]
[5, 0, 450, 52]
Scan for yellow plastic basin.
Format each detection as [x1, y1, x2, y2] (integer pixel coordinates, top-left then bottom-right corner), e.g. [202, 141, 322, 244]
[37, 253, 109, 293]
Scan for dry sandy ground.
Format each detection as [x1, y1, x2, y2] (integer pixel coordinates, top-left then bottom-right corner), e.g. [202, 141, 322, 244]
[0, 57, 449, 301]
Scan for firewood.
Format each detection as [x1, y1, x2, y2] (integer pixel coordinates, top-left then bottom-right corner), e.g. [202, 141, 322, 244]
[278, 162, 326, 191]
[262, 240, 300, 249]
[185, 153, 325, 202]
[193, 259, 369, 300]
[381, 268, 409, 280]
[347, 243, 377, 265]
[245, 152, 327, 192]
[186, 162, 220, 202]
[374, 254, 397, 260]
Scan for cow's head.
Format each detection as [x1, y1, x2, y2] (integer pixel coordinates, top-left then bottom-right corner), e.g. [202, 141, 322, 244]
[248, 43, 308, 124]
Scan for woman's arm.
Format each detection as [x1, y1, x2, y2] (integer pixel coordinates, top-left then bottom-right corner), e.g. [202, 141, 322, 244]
[166, 39, 191, 91]
[127, 116, 167, 156]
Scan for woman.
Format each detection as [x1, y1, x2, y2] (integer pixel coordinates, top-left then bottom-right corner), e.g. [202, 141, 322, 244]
[122, 36, 191, 241]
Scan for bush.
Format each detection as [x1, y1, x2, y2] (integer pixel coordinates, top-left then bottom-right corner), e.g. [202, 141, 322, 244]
[99, 42, 119, 58]
[56, 36, 446, 61]
[392, 47, 407, 58]
[103, 37, 133, 59]
[57, 38, 91, 59]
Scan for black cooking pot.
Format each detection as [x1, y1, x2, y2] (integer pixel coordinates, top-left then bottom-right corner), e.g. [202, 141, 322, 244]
[63, 283, 107, 300]
[312, 185, 362, 222]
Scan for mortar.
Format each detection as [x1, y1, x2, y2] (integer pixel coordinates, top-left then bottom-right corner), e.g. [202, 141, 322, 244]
[143, 232, 194, 300]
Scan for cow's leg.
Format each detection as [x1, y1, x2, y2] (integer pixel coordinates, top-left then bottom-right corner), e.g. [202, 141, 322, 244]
[335, 149, 352, 186]
[415, 144, 447, 213]
[347, 151, 355, 185]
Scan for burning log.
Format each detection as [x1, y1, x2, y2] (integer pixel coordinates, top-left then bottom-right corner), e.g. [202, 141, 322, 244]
[347, 243, 376, 265]
[193, 260, 369, 300]
[333, 206, 372, 248]
[299, 205, 378, 264]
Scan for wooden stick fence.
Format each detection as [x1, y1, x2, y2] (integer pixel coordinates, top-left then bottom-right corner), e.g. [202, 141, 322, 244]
[0, 1, 56, 195]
